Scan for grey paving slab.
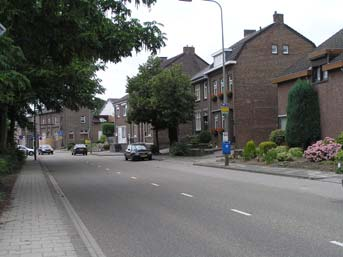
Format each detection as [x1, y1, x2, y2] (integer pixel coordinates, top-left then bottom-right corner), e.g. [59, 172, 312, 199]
[0, 160, 91, 257]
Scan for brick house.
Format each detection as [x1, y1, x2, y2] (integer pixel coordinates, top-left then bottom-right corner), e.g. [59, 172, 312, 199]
[273, 28, 343, 138]
[191, 12, 315, 148]
[37, 107, 97, 148]
[113, 46, 208, 149]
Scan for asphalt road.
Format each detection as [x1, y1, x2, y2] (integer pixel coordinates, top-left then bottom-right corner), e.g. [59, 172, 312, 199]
[41, 151, 343, 257]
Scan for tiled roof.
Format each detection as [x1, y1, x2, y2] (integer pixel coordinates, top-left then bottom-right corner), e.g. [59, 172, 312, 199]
[160, 53, 184, 68]
[316, 29, 343, 50]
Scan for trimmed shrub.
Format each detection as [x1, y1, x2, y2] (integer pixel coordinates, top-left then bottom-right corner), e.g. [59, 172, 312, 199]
[243, 140, 256, 160]
[103, 144, 110, 151]
[274, 146, 289, 154]
[336, 132, 343, 146]
[276, 152, 293, 162]
[198, 131, 212, 144]
[98, 135, 107, 144]
[190, 136, 200, 145]
[170, 143, 190, 156]
[335, 149, 343, 174]
[258, 141, 277, 155]
[102, 123, 115, 137]
[269, 129, 286, 146]
[67, 143, 75, 150]
[265, 148, 277, 164]
[285, 79, 321, 148]
[288, 147, 303, 158]
[304, 137, 341, 162]
[150, 145, 159, 154]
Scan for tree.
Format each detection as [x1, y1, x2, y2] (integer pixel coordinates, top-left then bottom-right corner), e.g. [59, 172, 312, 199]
[0, 0, 165, 152]
[102, 123, 115, 138]
[0, 36, 31, 152]
[127, 56, 166, 152]
[285, 79, 321, 148]
[151, 65, 194, 145]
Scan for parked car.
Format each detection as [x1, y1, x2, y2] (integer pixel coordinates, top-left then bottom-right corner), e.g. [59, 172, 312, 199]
[124, 143, 152, 161]
[72, 144, 88, 156]
[17, 145, 34, 156]
[38, 144, 54, 155]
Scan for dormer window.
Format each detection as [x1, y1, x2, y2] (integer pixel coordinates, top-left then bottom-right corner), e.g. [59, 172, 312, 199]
[313, 66, 329, 83]
[282, 45, 289, 54]
[272, 44, 278, 54]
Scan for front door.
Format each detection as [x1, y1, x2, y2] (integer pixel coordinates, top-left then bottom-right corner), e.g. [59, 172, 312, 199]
[118, 126, 127, 144]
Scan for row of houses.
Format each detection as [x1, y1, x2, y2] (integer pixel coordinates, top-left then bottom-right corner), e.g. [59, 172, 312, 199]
[17, 12, 343, 150]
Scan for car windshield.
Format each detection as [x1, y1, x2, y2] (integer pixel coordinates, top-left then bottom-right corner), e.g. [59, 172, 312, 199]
[132, 145, 147, 151]
[75, 144, 86, 148]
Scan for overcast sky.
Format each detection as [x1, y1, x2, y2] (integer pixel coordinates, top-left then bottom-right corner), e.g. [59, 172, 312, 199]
[96, 0, 342, 100]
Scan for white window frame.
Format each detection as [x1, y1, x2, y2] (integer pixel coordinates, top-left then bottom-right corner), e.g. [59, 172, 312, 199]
[203, 82, 208, 100]
[220, 79, 224, 93]
[323, 70, 328, 80]
[282, 45, 289, 55]
[122, 104, 127, 117]
[278, 115, 287, 130]
[221, 114, 225, 129]
[195, 111, 201, 131]
[272, 44, 278, 54]
[116, 105, 120, 118]
[195, 84, 201, 101]
[80, 116, 86, 124]
[228, 75, 233, 92]
[214, 114, 219, 129]
[213, 81, 218, 95]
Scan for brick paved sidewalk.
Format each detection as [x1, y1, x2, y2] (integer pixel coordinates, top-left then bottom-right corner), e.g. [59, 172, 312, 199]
[0, 160, 90, 257]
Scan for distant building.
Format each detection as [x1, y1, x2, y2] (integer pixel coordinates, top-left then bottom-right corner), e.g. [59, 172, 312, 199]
[192, 12, 315, 148]
[273, 28, 343, 138]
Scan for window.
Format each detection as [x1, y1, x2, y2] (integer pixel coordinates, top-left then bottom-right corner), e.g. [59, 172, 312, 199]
[228, 75, 233, 92]
[195, 111, 201, 131]
[121, 127, 126, 138]
[272, 44, 278, 54]
[42, 118, 45, 125]
[221, 114, 225, 128]
[313, 66, 328, 82]
[220, 79, 224, 93]
[323, 70, 328, 80]
[116, 105, 120, 118]
[80, 129, 88, 134]
[122, 104, 127, 117]
[133, 125, 138, 138]
[68, 132, 74, 140]
[55, 117, 59, 124]
[213, 81, 218, 95]
[203, 112, 208, 131]
[80, 116, 86, 123]
[214, 113, 219, 129]
[195, 85, 201, 101]
[147, 124, 152, 137]
[278, 115, 287, 130]
[282, 45, 289, 54]
[203, 82, 208, 100]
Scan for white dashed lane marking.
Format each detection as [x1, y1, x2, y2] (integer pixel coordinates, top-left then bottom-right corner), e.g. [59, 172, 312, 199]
[330, 241, 343, 247]
[181, 193, 193, 198]
[151, 183, 160, 187]
[130, 176, 137, 180]
[230, 209, 252, 216]
[105, 168, 110, 171]
[116, 172, 121, 174]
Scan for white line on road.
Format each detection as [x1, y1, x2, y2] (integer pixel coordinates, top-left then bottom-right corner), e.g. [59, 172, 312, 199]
[116, 172, 121, 174]
[330, 241, 343, 247]
[97, 165, 102, 168]
[231, 209, 252, 216]
[151, 183, 160, 187]
[105, 168, 110, 171]
[130, 176, 137, 180]
[181, 193, 193, 198]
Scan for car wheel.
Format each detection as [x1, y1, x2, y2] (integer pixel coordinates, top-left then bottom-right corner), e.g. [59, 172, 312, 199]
[125, 156, 128, 161]
[29, 152, 34, 156]
[148, 156, 152, 160]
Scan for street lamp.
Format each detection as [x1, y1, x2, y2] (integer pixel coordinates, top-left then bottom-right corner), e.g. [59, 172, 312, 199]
[179, 0, 229, 165]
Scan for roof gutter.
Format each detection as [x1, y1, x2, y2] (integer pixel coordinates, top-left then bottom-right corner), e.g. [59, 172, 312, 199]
[204, 60, 237, 75]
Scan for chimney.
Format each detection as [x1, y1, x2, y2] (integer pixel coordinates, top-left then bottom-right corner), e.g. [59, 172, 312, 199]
[183, 46, 195, 55]
[244, 29, 256, 37]
[273, 11, 284, 24]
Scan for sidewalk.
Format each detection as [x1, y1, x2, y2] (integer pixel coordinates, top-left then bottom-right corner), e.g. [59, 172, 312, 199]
[194, 155, 343, 184]
[0, 160, 91, 257]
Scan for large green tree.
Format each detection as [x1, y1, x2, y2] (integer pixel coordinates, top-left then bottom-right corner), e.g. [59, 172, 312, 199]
[151, 65, 194, 145]
[285, 79, 321, 148]
[0, 0, 165, 151]
[0, 36, 31, 152]
[127, 56, 166, 152]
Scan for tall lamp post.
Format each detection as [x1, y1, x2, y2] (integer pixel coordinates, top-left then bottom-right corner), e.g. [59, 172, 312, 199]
[179, 0, 229, 165]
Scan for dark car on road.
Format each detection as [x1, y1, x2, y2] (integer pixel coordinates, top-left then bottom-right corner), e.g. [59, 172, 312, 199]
[124, 143, 152, 161]
[72, 144, 88, 156]
[38, 144, 54, 155]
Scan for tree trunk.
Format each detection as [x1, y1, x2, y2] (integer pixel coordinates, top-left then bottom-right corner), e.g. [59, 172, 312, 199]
[0, 105, 8, 153]
[168, 126, 178, 146]
[7, 109, 16, 148]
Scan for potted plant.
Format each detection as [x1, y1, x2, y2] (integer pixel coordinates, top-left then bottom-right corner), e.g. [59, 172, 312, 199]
[217, 92, 224, 100]
[216, 127, 224, 134]
[211, 95, 218, 102]
[226, 90, 233, 98]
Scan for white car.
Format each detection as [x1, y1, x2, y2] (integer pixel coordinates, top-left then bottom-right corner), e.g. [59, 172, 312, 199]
[17, 145, 34, 156]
